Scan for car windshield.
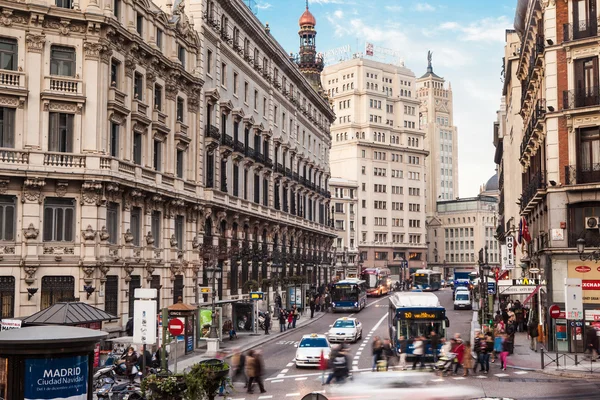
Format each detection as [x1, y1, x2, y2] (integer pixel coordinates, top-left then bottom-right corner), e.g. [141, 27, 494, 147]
[300, 338, 328, 348]
[456, 294, 469, 301]
[333, 320, 355, 328]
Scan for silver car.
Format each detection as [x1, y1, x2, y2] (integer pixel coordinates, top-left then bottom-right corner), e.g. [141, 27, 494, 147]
[328, 317, 363, 343]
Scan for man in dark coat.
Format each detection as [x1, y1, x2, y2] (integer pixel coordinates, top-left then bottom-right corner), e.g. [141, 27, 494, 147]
[264, 312, 271, 335]
[310, 297, 316, 318]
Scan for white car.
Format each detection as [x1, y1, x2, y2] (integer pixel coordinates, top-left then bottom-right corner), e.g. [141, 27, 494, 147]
[295, 334, 331, 367]
[328, 317, 363, 343]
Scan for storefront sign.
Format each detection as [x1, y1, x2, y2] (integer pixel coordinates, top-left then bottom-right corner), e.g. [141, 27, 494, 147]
[24, 355, 88, 400]
[585, 310, 600, 321]
[498, 279, 546, 286]
[567, 261, 600, 303]
[505, 236, 515, 269]
[133, 299, 157, 345]
[499, 285, 538, 295]
[1, 319, 21, 331]
[565, 278, 584, 320]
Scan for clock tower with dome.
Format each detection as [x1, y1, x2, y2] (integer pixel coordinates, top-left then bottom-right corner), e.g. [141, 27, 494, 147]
[296, 1, 324, 90]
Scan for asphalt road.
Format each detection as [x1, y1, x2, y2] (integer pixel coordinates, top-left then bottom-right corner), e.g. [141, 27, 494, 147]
[226, 288, 600, 400]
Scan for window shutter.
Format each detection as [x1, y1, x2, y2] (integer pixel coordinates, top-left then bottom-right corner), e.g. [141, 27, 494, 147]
[49, 113, 59, 152]
[43, 206, 53, 241]
[66, 114, 74, 152]
[4, 204, 14, 241]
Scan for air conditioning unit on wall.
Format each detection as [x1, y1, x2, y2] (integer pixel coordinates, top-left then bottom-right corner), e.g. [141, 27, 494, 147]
[585, 217, 599, 229]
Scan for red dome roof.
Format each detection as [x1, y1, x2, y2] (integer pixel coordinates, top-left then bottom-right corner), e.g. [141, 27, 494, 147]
[299, 7, 316, 26]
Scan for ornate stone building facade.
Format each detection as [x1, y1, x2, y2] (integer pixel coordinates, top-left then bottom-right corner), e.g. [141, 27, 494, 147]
[0, 0, 335, 329]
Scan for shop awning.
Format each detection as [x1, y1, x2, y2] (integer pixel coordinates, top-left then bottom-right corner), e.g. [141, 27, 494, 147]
[22, 302, 117, 326]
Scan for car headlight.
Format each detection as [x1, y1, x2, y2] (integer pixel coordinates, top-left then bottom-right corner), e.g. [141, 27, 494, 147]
[354, 302, 358, 307]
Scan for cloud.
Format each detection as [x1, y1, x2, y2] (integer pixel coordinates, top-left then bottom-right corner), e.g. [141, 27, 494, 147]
[439, 16, 509, 42]
[255, 1, 272, 10]
[333, 10, 344, 18]
[385, 5, 403, 12]
[414, 3, 435, 12]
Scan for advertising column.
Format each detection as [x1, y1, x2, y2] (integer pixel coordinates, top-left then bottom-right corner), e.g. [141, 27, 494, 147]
[24, 356, 88, 400]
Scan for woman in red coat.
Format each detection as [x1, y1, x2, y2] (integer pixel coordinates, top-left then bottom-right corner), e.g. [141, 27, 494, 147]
[451, 339, 465, 375]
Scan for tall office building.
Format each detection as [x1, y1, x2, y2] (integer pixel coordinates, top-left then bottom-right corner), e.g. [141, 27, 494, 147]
[322, 58, 428, 279]
[416, 55, 459, 212]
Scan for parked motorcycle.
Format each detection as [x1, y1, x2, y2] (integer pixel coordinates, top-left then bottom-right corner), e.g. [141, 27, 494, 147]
[96, 377, 144, 400]
[94, 352, 140, 389]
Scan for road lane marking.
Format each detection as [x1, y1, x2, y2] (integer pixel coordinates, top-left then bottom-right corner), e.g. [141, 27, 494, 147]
[513, 371, 528, 374]
[281, 369, 289, 373]
[271, 379, 284, 383]
[431, 378, 444, 382]
[276, 374, 285, 378]
[295, 377, 307, 381]
[452, 377, 466, 380]
[286, 363, 294, 367]
[494, 373, 509, 377]
[286, 393, 301, 397]
[352, 360, 359, 365]
[258, 396, 273, 399]
[355, 351, 362, 355]
[475, 375, 488, 379]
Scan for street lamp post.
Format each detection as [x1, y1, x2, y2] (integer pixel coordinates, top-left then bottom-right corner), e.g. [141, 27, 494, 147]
[577, 238, 600, 262]
[204, 264, 222, 339]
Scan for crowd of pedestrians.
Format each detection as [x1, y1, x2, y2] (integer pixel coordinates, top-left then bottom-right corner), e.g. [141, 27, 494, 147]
[231, 348, 267, 394]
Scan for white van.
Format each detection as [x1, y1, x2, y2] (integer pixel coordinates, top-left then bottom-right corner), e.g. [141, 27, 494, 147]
[453, 289, 471, 310]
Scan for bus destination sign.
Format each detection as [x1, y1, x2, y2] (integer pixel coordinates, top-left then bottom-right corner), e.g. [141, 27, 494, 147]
[399, 309, 445, 320]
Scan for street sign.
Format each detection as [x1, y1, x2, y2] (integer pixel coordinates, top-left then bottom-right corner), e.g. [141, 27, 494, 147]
[199, 287, 212, 294]
[168, 318, 185, 336]
[505, 236, 515, 269]
[549, 304, 561, 319]
[250, 291, 264, 300]
[487, 282, 496, 295]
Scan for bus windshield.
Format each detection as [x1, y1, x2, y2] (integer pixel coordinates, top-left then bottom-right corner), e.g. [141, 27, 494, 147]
[332, 285, 358, 302]
[397, 320, 444, 340]
[413, 274, 429, 286]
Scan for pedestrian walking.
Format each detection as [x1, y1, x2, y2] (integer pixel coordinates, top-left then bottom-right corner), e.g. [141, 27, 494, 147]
[586, 325, 599, 361]
[325, 293, 331, 313]
[278, 310, 287, 332]
[481, 331, 493, 373]
[287, 310, 294, 329]
[462, 341, 473, 376]
[310, 297, 316, 319]
[430, 331, 440, 363]
[499, 334, 509, 371]
[123, 346, 138, 383]
[382, 338, 396, 370]
[473, 329, 482, 373]
[398, 335, 408, 370]
[452, 338, 465, 375]
[292, 305, 299, 328]
[245, 349, 266, 394]
[412, 336, 425, 370]
[371, 336, 383, 371]
[231, 348, 247, 388]
[527, 319, 539, 352]
[264, 312, 271, 335]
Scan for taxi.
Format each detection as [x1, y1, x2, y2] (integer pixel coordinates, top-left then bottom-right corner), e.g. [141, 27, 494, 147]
[327, 317, 363, 343]
[295, 333, 331, 367]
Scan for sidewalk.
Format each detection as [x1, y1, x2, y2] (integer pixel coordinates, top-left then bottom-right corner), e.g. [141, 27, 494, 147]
[170, 311, 328, 372]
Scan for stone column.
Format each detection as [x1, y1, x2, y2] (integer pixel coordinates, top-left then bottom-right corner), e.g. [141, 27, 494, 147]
[82, 41, 106, 153]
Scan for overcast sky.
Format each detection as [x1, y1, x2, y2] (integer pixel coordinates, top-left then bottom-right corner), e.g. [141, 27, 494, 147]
[251, 0, 515, 197]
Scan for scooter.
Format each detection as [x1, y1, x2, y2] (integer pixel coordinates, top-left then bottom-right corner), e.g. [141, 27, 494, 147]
[94, 353, 140, 389]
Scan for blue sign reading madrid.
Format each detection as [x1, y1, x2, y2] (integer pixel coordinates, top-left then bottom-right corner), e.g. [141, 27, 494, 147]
[24, 355, 88, 400]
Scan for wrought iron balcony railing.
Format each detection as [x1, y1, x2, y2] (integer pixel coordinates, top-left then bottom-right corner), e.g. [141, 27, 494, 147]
[221, 134, 234, 148]
[206, 124, 221, 140]
[565, 164, 600, 185]
[520, 170, 546, 211]
[563, 86, 600, 110]
[233, 140, 244, 153]
[564, 18, 598, 42]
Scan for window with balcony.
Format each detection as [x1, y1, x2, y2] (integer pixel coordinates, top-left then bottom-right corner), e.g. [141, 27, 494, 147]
[136, 12, 143, 36]
[263, 177, 268, 206]
[176, 97, 184, 122]
[134, 72, 143, 100]
[220, 158, 227, 192]
[49, 112, 73, 153]
[55, 0, 72, 8]
[153, 139, 162, 171]
[0, 38, 17, 71]
[243, 169, 248, 200]
[0, 196, 15, 241]
[110, 122, 119, 157]
[178, 45, 186, 68]
[155, 28, 163, 51]
[176, 149, 184, 179]
[0, 107, 14, 148]
[107, 202, 119, 245]
[233, 164, 239, 197]
[175, 215, 184, 250]
[154, 84, 163, 111]
[50, 46, 75, 77]
[130, 207, 141, 246]
[43, 198, 75, 242]
[206, 151, 214, 188]
[110, 59, 120, 88]
[104, 276, 118, 316]
[207, 50, 212, 75]
[573, 56, 599, 108]
[254, 173, 260, 203]
[577, 127, 600, 184]
[569, 202, 600, 248]
[41, 276, 74, 309]
[133, 132, 142, 165]
[151, 210, 161, 247]
[572, 0, 597, 40]
[113, 0, 121, 19]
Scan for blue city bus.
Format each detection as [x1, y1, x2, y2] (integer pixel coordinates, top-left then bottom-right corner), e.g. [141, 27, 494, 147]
[331, 279, 367, 312]
[388, 292, 449, 357]
[411, 269, 442, 291]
